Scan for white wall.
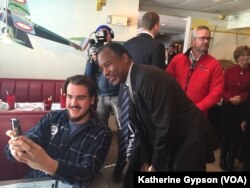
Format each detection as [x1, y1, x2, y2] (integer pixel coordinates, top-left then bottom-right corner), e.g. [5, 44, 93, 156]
[210, 31, 250, 61]
[28, 0, 139, 42]
[2, 0, 248, 79]
[0, 34, 85, 79]
[0, 0, 139, 79]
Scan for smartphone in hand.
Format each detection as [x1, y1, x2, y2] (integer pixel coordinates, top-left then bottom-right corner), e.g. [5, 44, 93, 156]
[11, 118, 22, 137]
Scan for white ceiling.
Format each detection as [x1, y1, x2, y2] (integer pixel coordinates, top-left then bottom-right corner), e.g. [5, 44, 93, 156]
[139, 0, 250, 14]
[138, 0, 250, 35]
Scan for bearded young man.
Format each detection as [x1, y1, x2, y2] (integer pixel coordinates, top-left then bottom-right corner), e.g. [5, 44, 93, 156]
[5, 75, 111, 188]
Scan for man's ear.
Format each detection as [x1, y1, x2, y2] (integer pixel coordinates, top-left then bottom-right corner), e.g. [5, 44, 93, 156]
[122, 53, 129, 63]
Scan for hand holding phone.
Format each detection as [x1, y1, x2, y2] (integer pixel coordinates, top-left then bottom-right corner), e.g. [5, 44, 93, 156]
[11, 118, 22, 137]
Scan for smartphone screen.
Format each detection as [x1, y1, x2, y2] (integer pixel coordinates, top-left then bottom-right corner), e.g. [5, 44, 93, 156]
[11, 118, 22, 137]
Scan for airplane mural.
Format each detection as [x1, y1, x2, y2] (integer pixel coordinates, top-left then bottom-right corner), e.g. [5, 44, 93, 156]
[0, 0, 81, 50]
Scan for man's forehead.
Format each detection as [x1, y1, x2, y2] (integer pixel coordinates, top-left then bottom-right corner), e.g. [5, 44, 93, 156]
[98, 49, 121, 65]
[67, 85, 89, 96]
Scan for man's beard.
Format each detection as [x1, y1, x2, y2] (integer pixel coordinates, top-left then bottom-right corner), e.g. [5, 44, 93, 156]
[68, 108, 90, 123]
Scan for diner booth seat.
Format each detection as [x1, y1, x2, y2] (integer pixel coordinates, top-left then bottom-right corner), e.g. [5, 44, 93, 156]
[0, 78, 65, 103]
[0, 111, 48, 181]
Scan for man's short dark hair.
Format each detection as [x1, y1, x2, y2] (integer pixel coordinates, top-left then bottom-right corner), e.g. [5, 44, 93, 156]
[141, 11, 159, 30]
[170, 44, 175, 48]
[98, 42, 132, 59]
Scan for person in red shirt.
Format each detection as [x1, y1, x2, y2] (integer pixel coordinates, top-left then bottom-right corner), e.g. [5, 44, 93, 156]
[220, 45, 250, 171]
[166, 25, 224, 116]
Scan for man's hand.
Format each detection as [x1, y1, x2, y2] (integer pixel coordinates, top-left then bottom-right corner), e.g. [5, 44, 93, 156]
[229, 95, 241, 105]
[6, 130, 26, 160]
[140, 163, 156, 172]
[140, 163, 150, 172]
[241, 121, 247, 132]
[148, 165, 156, 172]
[6, 130, 58, 175]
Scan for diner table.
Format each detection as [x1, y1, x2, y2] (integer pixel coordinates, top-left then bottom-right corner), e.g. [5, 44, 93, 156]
[0, 102, 62, 112]
[14, 102, 61, 111]
[0, 174, 107, 188]
[0, 177, 71, 188]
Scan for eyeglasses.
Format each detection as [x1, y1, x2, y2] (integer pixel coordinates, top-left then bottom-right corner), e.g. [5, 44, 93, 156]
[196, 37, 213, 41]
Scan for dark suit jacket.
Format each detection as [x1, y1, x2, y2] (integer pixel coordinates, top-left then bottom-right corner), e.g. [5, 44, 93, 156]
[124, 33, 166, 69]
[124, 64, 216, 188]
[167, 51, 177, 65]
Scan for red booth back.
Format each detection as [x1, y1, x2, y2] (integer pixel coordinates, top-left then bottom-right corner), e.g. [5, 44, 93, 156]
[0, 78, 64, 103]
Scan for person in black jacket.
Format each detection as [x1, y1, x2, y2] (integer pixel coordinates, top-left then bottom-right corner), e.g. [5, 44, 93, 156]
[167, 44, 177, 66]
[97, 43, 216, 188]
[240, 89, 250, 171]
[124, 11, 166, 69]
[113, 12, 166, 179]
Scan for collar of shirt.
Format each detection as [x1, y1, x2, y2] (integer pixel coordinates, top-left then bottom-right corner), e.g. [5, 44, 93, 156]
[68, 120, 92, 139]
[125, 62, 135, 103]
[141, 30, 154, 38]
[189, 51, 197, 62]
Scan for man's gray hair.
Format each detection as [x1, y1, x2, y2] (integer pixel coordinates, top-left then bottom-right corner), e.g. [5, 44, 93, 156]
[191, 25, 210, 39]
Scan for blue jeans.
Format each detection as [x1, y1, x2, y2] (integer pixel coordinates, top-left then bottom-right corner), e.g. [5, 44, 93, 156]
[97, 95, 119, 126]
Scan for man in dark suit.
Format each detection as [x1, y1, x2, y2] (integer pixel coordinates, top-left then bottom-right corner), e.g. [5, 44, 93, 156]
[113, 12, 166, 179]
[113, 12, 166, 180]
[97, 43, 216, 188]
[167, 44, 177, 65]
[124, 11, 166, 69]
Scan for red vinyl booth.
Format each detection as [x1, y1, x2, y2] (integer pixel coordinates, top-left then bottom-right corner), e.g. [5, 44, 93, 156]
[0, 78, 64, 103]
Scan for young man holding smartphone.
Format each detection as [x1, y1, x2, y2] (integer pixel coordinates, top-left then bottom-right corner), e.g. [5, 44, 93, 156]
[5, 75, 111, 188]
